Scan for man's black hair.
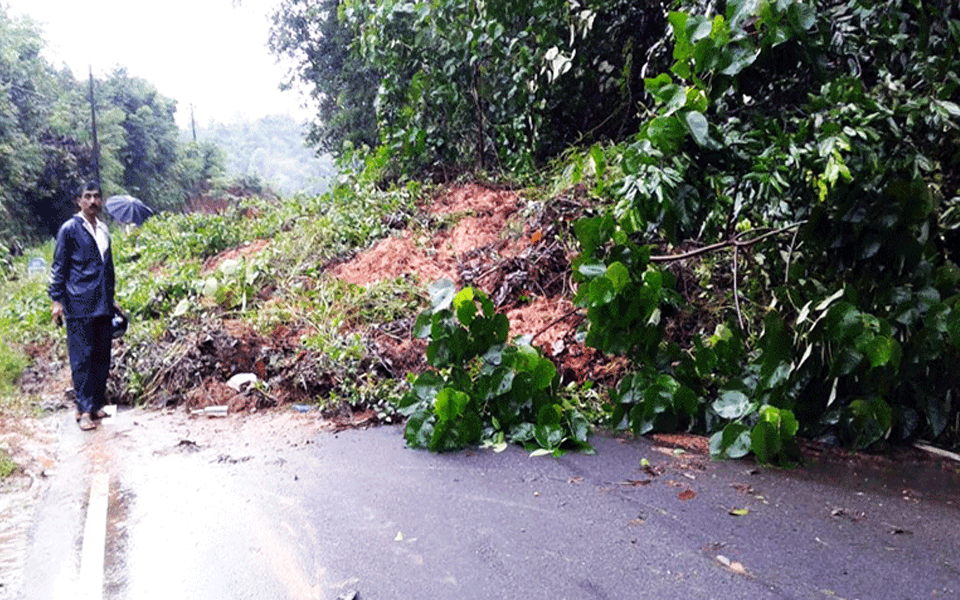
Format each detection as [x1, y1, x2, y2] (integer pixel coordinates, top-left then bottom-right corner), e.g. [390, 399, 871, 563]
[77, 181, 101, 197]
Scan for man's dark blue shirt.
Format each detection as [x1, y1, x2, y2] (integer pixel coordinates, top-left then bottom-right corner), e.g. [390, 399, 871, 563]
[48, 215, 115, 319]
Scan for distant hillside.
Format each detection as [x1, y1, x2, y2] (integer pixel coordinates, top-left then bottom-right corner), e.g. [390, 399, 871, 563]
[185, 114, 336, 196]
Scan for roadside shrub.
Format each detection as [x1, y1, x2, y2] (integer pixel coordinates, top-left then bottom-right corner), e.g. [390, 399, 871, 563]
[568, 0, 960, 460]
[398, 280, 592, 455]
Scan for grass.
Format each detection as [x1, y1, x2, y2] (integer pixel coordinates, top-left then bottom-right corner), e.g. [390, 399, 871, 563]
[0, 341, 28, 385]
[0, 449, 16, 479]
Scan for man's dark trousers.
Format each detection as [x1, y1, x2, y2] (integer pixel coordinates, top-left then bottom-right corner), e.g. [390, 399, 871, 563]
[66, 315, 112, 415]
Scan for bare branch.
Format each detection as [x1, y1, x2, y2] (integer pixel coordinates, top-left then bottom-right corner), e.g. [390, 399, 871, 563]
[648, 222, 807, 263]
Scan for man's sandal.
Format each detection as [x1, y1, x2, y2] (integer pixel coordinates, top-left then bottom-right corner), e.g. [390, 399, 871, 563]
[78, 413, 96, 431]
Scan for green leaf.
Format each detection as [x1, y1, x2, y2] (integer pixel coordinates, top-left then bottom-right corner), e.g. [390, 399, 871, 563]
[664, 85, 688, 115]
[172, 298, 191, 317]
[578, 262, 607, 278]
[864, 336, 897, 368]
[202, 276, 220, 297]
[647, 115, 685, 153]
[832, 346, 863, 377]
[845, 398, 893, 449]
[674, 386, 699, 416]
[751, 420, 778, 464]
[534, 422, 565, 450]
[934, 99, 960, 118]
[410, 371, 444, 402]
[568, 411, 591, 443]
[574, 218, 603, 255]
[644, 73, 674, 96]
[713, 390, 751, 419]
[710, 422, 751, 459]
[404, 408, 434, 449]
[947, 308, 960, 346]
[537, 403, 563, 426]
[413, 311, 433, 338]
[606, 262, 631, 292]
[589, 145, 606, 180]
[477, 290, 496, 319]
[428, 279, 456, 313]
[456, 293, 478, 327]
[720, 45, 759, 76]
[586, 277, 616, 307]
[684, 111, 716, 148]
[434, 388, 469, 422]
[485, 367, 515, 399]
[491, 313, 510, 344]
[531, 357, 557, 390]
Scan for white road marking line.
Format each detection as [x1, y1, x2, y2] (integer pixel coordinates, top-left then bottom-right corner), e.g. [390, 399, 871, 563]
[78, 470, 109, 600]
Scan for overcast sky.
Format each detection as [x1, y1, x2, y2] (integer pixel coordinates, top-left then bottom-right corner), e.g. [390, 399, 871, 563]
[4, 0, 312, 128]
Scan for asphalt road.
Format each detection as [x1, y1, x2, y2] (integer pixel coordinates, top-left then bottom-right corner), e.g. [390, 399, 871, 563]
[14, 407, 960, 600]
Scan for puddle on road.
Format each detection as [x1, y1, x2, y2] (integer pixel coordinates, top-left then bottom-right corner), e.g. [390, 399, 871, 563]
[0, 415, 61, 599]
[0, 477, 44, 598]
[788, 445, 960, 506]
[98, 407, 333, 600]
[103, 483, 133, 599]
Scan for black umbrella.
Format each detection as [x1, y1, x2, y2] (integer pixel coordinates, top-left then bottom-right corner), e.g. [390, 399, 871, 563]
[105, 195, 154, 226]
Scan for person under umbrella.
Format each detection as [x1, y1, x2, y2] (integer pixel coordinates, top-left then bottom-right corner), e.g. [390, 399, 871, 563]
[105, 194, 154, 226]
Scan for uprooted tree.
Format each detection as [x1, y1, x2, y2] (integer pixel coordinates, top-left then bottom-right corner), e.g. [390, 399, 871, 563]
[275, 0, 960, 458]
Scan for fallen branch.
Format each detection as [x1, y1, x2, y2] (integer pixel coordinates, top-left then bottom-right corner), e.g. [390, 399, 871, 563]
[913, 442, 960, 463]
[649, 222, 806, 263]
[531, 307, 583, 343]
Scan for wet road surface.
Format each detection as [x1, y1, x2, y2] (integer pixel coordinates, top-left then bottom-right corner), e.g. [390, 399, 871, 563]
[10, 407, 960, 600]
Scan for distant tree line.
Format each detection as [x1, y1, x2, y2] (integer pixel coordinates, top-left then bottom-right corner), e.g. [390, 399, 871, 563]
[0, 6, 226, 245]
[191, 114, 336, 196]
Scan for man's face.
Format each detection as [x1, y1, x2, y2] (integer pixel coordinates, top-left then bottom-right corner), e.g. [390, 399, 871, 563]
[78, 189, 102, 221]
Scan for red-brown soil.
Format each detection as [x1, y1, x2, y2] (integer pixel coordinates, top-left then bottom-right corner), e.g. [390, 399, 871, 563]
[326, 183, 622, 387]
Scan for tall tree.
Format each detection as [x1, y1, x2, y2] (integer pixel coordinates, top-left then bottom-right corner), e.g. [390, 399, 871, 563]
[269, 0, 380, 154]
[270, 0, 669, 173]
[0, 9, 49, 240]
[101, 69, 180, 210]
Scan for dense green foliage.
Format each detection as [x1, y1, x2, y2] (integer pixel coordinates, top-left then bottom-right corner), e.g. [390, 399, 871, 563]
[0, 6, 228, 245]
[270, 0, 960, 457]
[400, 280, 592, 454]
[272, 0, 668, 174]
[571, 0, 960, 458]
[270, 0, 381, 154]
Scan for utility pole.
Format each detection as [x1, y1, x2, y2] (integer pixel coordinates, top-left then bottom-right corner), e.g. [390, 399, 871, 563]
[89, 66, 101, 186]
[191, 103, 197, 143]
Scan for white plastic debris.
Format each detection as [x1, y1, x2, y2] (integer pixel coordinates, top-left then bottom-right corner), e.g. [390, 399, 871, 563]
[226, 373, 258, 391]
[191, 405, 229, 418]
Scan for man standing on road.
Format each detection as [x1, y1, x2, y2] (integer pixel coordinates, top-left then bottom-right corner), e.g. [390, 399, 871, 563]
[49, 181, 120, 431]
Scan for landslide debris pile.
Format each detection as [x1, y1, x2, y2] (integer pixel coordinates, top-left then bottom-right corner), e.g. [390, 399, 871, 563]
[104, 184, 629, 418]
